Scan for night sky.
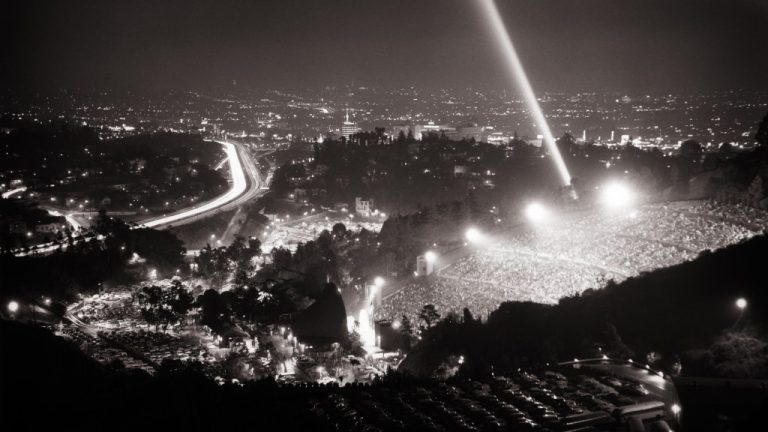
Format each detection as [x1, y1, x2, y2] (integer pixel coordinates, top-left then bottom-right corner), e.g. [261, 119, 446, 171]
[3, 0, 768, 92]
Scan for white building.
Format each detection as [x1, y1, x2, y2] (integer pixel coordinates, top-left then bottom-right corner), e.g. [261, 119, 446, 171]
[355, 197, 374, 217]
[341, 109, 360, 139]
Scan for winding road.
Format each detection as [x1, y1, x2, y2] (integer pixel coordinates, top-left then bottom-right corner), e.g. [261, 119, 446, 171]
[12, 138, 267, 256]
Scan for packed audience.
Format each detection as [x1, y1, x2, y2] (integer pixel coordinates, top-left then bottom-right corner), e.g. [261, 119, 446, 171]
[379, 201, 766, 323]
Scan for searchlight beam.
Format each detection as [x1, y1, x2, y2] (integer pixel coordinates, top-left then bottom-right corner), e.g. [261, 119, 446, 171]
[477, 0, 572, 186]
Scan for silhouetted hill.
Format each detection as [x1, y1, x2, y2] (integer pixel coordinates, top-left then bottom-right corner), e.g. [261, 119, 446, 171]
[404, 234, 768, 379]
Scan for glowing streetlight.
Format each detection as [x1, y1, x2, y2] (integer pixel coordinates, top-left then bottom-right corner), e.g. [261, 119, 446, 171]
[391, 320, 401, 330]
[7, 300, 19, 313]
[465, 227, 483, 243]
[525, 202, 550, 222]
[373, 276, 385, 288]
[425, 250, 437, 264]
[600, 181, 634, 209]
[736, 298, 747, 310]
[671, 403, 681, 415]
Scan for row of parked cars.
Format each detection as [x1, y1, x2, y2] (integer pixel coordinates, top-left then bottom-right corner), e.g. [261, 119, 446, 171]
[303, 368, 669, 432]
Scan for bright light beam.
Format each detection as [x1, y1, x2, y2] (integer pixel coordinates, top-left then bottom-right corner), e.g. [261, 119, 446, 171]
[477, 0, 572, 186]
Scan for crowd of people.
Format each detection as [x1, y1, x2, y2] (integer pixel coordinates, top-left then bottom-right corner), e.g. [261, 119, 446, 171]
[379, 200, 766, 323]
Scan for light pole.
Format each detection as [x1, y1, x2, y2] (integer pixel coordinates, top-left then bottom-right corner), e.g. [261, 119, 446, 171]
[733, 297, 747, 328]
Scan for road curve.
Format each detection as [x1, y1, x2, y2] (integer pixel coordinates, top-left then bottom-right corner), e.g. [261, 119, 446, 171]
[12, 138, 262, 256]
[140, 140, 249, 229]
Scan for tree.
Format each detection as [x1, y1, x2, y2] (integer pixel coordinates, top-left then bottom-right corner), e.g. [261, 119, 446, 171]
[418, 304, 440, 332]
[719, 142, 734, 153]
[247, 237, 262, 255]
[680, 139, 703, 158]
[400, 314, 415, 346]
[756, 112, 768, 147]
[709, 330, 768, 378]
[137, 285, 163, 331]
[747, 175, 765, 207]
[168, 280, 194, 318]
[271, 247, 293, 270]
[332, 222, 347, 238]
[198, 289, 229, 328]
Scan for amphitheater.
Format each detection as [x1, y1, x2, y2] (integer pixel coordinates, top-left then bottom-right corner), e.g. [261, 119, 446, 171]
[377, 200, 768, 322]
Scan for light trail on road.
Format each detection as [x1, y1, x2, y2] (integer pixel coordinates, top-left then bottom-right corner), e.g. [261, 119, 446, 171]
[13, 139, 260, 256]
[46, 209, 82, 231]
[477, 0, 572, 186]
[2, 186, 27, 199]
[142, 140, 247, 229]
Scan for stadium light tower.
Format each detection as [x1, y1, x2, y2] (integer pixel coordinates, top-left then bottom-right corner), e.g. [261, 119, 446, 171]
[600, 181, 635, 209]
[476, 0, 572, 187]
[465, 227, 483, 244]
[525, 202, 550, 223]
[425, 250, 437, 264]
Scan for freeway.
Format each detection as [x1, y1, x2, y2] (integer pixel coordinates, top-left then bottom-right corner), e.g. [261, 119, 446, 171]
[2, 186, 27, 199]
[45, 208, 82, 231]
[12, 138, 267, 256]
[140, 140, 252, 229]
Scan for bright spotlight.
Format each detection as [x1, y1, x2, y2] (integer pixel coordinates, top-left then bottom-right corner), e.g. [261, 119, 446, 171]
[425, 250, 437, 264]
[736, 298, 747, 310]
[465, 227, 482, 243]
[601, 181, 634, 208]
[374, 276, 385, 288]
[391, 320, 401, 330]
[525, 202, 550, 222]
[671, 403, 681, 415]
[7, 300, 19, 313]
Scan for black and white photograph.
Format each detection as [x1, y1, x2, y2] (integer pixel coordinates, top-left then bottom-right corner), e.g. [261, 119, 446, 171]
[2, 1, 768, 430]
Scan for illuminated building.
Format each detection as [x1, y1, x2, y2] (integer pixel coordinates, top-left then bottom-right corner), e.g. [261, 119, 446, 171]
[341, 109, 360, 139]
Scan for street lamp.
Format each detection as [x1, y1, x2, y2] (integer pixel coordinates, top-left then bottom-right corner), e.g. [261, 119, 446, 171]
[736, 298, 747, 310]
[7, 300, 19, 313]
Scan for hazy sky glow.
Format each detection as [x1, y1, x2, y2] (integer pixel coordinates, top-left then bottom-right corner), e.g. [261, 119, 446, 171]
[3, 0, 768, 92]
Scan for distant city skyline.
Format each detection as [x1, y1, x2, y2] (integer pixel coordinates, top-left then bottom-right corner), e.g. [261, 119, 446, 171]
[3, 0, 768, 92]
